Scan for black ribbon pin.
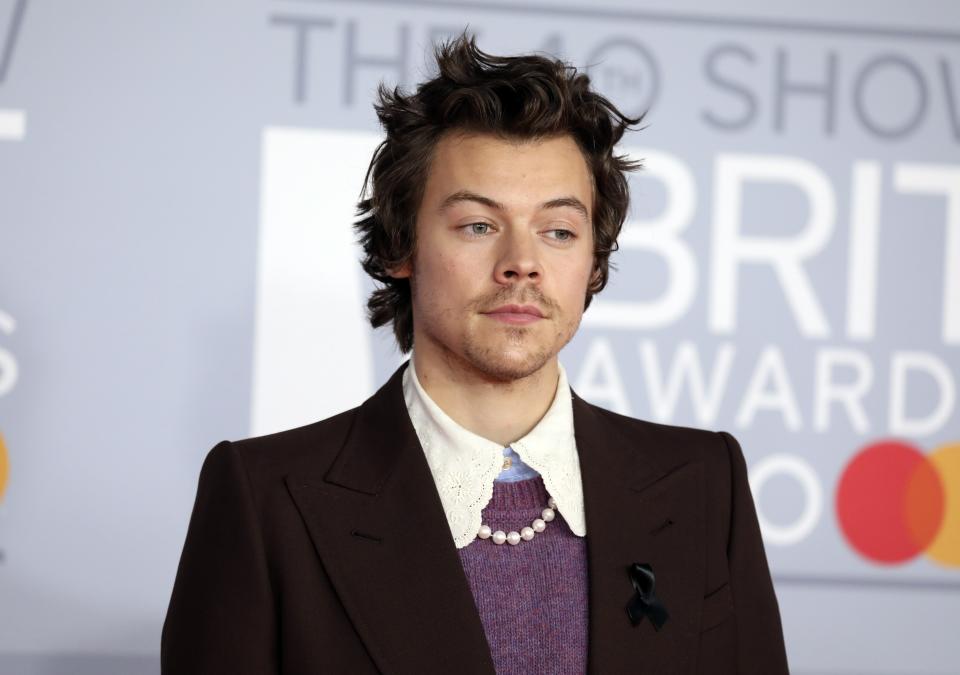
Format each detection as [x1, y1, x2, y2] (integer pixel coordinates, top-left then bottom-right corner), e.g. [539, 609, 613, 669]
[626, 562, 669, 630]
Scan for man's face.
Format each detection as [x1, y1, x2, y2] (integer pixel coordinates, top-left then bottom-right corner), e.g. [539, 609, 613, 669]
[392, 131, 597, 383]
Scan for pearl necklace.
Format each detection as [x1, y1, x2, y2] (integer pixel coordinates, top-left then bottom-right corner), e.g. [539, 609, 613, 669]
[476, 496, 557, 545]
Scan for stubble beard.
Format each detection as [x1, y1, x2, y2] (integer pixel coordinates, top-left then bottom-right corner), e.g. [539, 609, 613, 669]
[412, 275, 585, 383]
[460, 308, 583, 383]
[461, 326, 552, 382]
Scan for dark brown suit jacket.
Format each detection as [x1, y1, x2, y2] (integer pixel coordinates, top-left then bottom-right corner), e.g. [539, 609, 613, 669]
[161, 362, 789, 674]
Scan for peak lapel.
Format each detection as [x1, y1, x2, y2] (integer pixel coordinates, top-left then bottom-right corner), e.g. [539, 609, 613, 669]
[285, 364, 496, 675]
[572, 393, 707, 675]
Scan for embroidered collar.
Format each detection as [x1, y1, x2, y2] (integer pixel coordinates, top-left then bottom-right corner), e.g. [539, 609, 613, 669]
[402, 357, 586, 549]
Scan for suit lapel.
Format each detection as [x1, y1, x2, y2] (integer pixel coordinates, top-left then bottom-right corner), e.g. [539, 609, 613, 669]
[572, 392, 707, 675]
[285, 363, 496, 675]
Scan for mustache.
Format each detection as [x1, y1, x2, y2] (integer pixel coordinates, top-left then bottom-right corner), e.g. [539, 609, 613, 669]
[471, 286, 557, 314]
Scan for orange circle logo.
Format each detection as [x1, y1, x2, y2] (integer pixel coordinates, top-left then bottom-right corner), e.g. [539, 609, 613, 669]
[0, 430, 8, 501]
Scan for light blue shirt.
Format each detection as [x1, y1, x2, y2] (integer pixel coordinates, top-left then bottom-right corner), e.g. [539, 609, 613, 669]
[496, 445, 541, 482]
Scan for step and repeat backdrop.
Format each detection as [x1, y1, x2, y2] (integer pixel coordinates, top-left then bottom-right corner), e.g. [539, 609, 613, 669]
[1, 0, 958, 673]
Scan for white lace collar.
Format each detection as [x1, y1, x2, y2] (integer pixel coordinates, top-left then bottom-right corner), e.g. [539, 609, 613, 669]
[402, 356, 586, 549]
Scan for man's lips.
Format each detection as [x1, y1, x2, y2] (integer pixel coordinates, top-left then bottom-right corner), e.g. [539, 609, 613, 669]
[482, 304, 545, 325]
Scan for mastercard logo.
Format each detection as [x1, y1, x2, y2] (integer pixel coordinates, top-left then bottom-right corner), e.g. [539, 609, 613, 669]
[0, 430, 7, 501]
[836, 439, 960, 567]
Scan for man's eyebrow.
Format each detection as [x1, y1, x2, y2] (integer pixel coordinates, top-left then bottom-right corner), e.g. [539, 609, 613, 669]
[541, 196, 590, 222]
[438, 190, 505, 213]
[438, 190, 590, 221]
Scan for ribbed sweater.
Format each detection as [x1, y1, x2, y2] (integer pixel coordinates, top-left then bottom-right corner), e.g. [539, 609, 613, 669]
[456, 475, 589, 674]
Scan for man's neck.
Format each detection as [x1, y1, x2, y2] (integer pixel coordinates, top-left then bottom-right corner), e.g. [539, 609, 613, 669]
[411, 350, 559, 447]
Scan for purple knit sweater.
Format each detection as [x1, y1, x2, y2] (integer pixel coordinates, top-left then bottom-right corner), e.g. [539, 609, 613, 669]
[456, 475, 589, 674]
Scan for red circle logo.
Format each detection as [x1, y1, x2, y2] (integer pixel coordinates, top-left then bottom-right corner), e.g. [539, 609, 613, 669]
[836, 440, 960, 567]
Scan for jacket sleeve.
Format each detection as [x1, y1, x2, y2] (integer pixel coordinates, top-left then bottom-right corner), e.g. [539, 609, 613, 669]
[717, 431, 790, 674]
[161, 440, 279, 674]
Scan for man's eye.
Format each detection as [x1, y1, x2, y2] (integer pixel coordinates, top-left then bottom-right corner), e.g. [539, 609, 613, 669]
[546, 229, 575, 242]
[464, 222, 491, 236]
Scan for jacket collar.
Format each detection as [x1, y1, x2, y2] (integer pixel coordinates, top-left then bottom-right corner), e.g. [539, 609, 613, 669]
[285, 361, 708, 675]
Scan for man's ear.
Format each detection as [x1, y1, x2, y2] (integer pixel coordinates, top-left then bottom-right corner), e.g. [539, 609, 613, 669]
[385, 259, 412, 279]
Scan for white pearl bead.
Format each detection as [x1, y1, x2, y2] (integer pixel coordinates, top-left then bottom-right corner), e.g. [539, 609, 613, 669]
[476, 495, 556, 544]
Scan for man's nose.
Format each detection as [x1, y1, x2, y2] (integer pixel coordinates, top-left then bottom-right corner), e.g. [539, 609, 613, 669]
[493, 228, 543, 284]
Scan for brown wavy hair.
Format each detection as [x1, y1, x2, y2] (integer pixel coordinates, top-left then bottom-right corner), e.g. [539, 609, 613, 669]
[354, 33, 643, 353]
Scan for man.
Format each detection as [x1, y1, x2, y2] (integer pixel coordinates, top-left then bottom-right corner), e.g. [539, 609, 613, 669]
[161, 35, 789, 674]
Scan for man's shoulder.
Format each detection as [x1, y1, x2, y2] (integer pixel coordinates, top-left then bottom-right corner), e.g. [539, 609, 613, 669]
[223, 405, 363, 481]
[584, 400, 717, 440]
[576, 397, 735, 468]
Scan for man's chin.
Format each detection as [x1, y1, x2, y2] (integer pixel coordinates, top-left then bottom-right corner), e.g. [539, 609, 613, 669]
[462, 344, 555, 383]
